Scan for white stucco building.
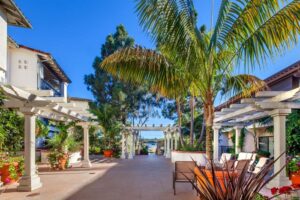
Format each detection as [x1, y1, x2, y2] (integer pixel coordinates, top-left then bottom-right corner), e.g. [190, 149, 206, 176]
[215, 61, 300, 157]
[0, 1, 96, 191]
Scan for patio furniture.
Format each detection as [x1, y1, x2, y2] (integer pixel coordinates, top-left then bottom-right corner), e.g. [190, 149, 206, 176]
[173, 161, 196, 195]
[219, 153, 232, 165]
[235, 159, 251, 176]
[251, 157, 269, 174]
[235, 152, 256, 170]
[214, 153, 233, 170]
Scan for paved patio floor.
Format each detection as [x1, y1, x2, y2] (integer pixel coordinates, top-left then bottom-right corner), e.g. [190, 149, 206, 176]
[0, 155, 197, 200]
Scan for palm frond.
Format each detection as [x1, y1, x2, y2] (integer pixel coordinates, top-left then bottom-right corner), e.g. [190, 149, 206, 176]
[220, 0, 300, 69]
[221, 74, 267, 98]
[100, 46, 188, 98]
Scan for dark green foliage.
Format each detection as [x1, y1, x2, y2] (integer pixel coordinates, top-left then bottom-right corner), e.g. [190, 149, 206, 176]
[179, 143, 202, 152]
[84, 25, 158, 125]
[257, 150, 271, 158]
[85, 25, 161, 153]
[140, 145, 149, 155]
[287, 110, 300, 156]
[48, 122, 81, 153]
[0, 108, 24, 153]
[36, 119, 50, 139]
[238, 128, 246, 149]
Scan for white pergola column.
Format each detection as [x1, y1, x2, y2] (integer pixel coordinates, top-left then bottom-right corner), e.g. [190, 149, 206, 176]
[133, 131, 137, 156]
[174, 133, 179, 150]
[82, 123, 92, 168]
[234, 125, 243, 154]
[170, 133, 174, 151]
[165, 132, 171, 158]
[121, 131, 126, 159]
[163, 132, 167, 156]
[268, 109, 291, 188]
[128, 132, 134, 159]
[213, 124, 221, 161]
[18, 107, 42, 191]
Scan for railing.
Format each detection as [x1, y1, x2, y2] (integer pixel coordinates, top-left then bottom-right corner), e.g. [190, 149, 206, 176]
[40, 79, 61, 96]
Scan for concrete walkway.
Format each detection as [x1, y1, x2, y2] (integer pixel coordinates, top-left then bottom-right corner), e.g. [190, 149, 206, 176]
[0, 155, 197, 200]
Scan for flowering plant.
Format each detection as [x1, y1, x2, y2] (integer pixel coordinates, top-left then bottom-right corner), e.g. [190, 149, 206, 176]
[271, 185, 299, 199]
[287, 156, 300, 173]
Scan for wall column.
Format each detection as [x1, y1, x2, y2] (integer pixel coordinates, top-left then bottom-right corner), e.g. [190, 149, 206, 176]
[60, 82, 68, 102]
[234, 125, 243, 154]
[18, 107, 42, 191]
[82, 123, 92, 168]
[170, 133, 174, 151]
[128, 132, 134, 159]
[121, 131, 126, 159]
[268, 109, 291, 188]
[166, 132, 171, 158]
[163, 132, 167, 156]
[174, 133, 179, 150]
[213, 124, 221, 161]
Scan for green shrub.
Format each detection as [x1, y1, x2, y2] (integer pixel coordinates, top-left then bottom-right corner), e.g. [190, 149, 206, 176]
[257, 150, 271, 158]
[90, 146, 101, 154]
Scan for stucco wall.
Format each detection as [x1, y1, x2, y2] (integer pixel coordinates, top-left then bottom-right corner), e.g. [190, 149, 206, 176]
[243, 130, 256, 152]
[8, 48, 38, 89]
[0, 8, 7, 83]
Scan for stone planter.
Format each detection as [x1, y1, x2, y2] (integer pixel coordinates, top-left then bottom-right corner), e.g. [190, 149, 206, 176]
[171, 151, 207, 166]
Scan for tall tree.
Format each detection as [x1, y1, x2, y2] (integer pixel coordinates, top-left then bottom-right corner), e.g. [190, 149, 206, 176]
[84, 25, 158, 126]
[100, 0, 300, 159]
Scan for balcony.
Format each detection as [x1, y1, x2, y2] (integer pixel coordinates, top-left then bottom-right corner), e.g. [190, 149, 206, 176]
[40, 79, 61, 97]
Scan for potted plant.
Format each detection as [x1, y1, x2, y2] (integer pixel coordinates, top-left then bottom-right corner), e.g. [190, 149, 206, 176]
[47, 122, 80, 170]
[0, 156, 24, 184]
[103, 147, 113, 158]
[288, 156, 300, 186]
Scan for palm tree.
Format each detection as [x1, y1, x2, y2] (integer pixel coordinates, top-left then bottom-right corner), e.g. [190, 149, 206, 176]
[101, 0, 300, 159]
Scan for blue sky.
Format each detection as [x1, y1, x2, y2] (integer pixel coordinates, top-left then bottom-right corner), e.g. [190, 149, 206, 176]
[10, 1, 300, 138]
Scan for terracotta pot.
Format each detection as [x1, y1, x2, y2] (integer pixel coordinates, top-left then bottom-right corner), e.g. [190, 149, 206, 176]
[103, 150, 113, 158]
[58, 155, 68, 170]
[1, 162, 19, 184]
[291, 173, 300, 186]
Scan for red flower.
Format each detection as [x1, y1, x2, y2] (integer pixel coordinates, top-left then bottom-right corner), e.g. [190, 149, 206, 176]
[271, 187, 278, 195]
[278, 186, 292, 194]
[4, 178, 10, 184]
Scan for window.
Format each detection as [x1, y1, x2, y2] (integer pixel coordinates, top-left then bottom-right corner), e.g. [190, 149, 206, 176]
[259, 137, 269, 152]
[259, 136, 274, 156]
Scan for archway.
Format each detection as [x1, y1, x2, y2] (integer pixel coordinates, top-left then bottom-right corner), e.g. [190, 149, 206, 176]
[120, 124, 179, 159]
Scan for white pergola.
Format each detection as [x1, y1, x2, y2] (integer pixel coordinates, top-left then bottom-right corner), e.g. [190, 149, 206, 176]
[214, 87, 300, 188]
[121, 124, 179, 159]
[0, 84, 97, 191]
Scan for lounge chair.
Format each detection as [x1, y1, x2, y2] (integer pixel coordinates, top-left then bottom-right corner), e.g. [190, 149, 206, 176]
[173, 161, 196, 195]
[235, 152, 256, 170]
[235, 159, 250, 176]
[219, 153, 232, 165]
[251, 157, 269, 174]
[214, 153, 232, 169]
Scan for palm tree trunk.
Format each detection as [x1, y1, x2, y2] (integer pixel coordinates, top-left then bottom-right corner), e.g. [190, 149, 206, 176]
[176, 98, 184, 146]
[197, 118, 205, 144]
[189, 96, 195, 146]
[204, 93, 214, 160]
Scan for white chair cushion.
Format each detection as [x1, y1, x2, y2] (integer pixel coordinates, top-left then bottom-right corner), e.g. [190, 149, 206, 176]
[220, 153, 232, 165]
